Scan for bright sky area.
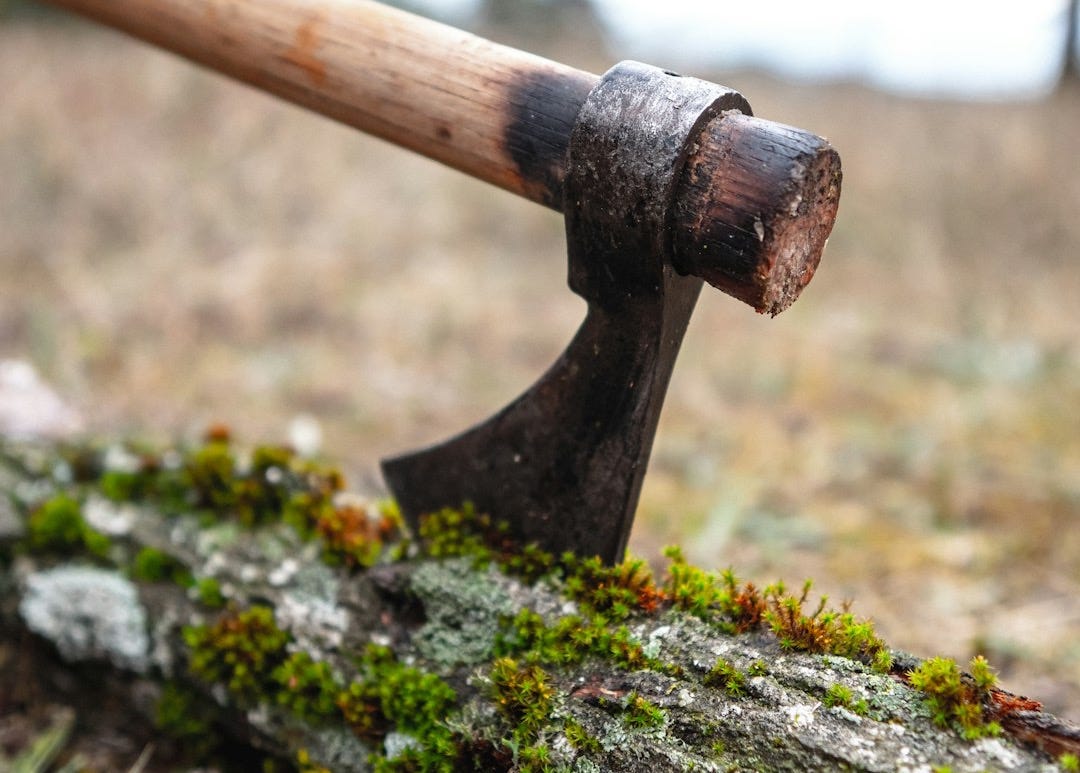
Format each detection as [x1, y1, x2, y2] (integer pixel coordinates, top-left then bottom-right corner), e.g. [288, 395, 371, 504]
[417, 0, 1077, 99]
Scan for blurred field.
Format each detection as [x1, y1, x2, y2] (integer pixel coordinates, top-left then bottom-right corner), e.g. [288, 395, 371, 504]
[1, 11, 1078, 725]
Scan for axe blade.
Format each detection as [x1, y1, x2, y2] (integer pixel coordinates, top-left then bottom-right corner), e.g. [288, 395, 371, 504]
[381, 274, 701, 564]
[384, 63, 747, 563]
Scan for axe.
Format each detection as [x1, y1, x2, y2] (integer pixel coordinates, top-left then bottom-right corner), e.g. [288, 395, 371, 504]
[44, 0, 841, 563]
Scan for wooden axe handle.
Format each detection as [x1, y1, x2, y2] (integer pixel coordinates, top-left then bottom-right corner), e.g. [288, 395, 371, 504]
[43, 0, 840, 314]
[45, 0, 592, 206]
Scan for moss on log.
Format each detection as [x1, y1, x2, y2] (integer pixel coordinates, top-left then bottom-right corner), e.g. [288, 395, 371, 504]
[2, 432, 1079, 773]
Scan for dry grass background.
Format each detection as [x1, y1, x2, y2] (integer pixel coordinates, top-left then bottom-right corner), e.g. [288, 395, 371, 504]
[1, 9, 1078, 726]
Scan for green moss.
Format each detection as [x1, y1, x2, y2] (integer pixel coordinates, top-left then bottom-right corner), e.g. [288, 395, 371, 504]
[95, 443, 182, 505]
[1060, 752, 1080, 772]
[26, 494, 111, 558]
[373, 735, 459, 773]
[488, 657, 555, 743]
[182, 444, 392, 568]
[417, 502, 499, 564]
[908, 656, 1002, 740]
[250, 444, 295, 474]
[662, 547, 765, 632]
[968, 653, 997, 690]
[335, 681, 382, 738]
[282, 492, 329, 540]
[747, 660, 768, 678]
[495, 608, 574, 664]
[184, 605, 290, 702]
[89, 435, 359, 572]
[823, 683, 853, 708]
[99, 470, 146, 502]
[184, 440, 239, 513]
[499, 541, 556, 585]
[477, 542, 691, 678]
[822, 683, 871, 716]
[26, 494, 84, 550]
[517, 743, 553, 772]
[661, 548, 892, 673]
[154, 680, 223, 761]
[621, 692, 666, 730]
[314, 501, 400, 569]
[761, 579, 892, 672]
[484, 656, 566, 768]
[272, 652, 342, 723]
[241, 444, 303, 526]
[365, 659, 456, 738]
[130, 546, 193, 586]
[560, 554, 663, 620]
[495, 607, 669, 674]
[183, 440, 300, 527]
[142, 435, 344, 534]
[337, 644, 457, 757]
[479, 530, 894, 690]
[704, 658, 746, 698]
[564, 718, 601, 754]
[195, 576, 226, 608]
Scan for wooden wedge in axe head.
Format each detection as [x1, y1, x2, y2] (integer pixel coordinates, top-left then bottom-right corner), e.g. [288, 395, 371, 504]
[45, 0, 841, 563]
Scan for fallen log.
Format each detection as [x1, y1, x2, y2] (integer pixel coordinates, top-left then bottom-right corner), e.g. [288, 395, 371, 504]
[1, 429, 1078, 772]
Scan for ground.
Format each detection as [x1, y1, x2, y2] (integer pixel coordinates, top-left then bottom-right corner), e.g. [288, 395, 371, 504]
[0, 4, 1078, 757]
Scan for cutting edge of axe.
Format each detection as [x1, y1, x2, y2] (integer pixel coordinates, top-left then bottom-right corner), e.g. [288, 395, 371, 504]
[42, 0, 842, 561]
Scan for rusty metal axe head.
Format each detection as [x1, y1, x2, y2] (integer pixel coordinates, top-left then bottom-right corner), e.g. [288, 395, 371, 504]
[383, 61, 840, 563]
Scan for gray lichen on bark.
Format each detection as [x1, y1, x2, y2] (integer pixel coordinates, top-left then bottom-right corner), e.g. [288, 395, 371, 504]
[19, 565, 150, 672]
[408, 558, 516, 667]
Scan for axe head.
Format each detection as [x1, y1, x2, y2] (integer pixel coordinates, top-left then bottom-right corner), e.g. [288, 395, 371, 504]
[383, 62, 840, 564]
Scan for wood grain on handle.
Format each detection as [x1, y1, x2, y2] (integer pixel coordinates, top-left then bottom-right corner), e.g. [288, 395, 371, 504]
[45, 0, 596, 209]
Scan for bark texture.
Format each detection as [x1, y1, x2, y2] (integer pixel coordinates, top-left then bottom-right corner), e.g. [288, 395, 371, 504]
[1, 432, 1077, 772]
